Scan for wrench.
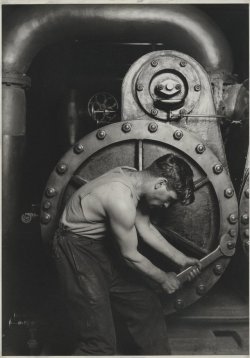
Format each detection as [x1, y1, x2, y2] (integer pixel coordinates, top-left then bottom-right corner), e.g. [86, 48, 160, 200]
[177, 234, 236, 285]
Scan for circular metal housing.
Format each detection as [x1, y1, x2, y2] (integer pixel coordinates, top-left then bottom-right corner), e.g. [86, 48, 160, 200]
[40, 119, 238, 315]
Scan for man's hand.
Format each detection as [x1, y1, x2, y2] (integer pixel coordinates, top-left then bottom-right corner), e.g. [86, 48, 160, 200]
[161, 272, 181, 294]
[179, 256, 201, 281]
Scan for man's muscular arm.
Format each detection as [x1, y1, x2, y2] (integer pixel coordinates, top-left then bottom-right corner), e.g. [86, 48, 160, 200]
[105, 184, 180, 294]
[135, 209, 201, 274]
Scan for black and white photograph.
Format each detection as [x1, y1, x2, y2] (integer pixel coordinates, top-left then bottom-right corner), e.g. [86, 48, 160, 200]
[2, 2, 249, 355]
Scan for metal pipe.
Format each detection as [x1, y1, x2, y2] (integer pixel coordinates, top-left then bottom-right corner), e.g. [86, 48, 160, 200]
[3, 5, 233, 74]
[2, 5, 233, 246]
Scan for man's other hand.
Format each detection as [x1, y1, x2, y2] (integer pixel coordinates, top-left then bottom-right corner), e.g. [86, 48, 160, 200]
[161, 272, 181, 294]
[179, 256, 201, 281]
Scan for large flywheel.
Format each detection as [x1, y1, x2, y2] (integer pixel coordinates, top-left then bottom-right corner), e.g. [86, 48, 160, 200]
[40, 119, 238, 314]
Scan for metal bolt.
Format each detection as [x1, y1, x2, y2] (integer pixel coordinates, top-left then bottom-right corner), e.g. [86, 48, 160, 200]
[194, 84, 201, 92]
[241, 213, 249, 225]
[56, 162, 67, 175]
[46, 187, 56, 198]
[228, 213, 238, 224]
[151, 108, 158, 116]
[40, 212, 51, 224]
[196, 144, 206, 154]
[157, 84, 164, 91]
[74, 143, 84, 154]
[96, 129, 106, 140]
[173, 130, 183, 140]
[151, 60, 158, 67]
[166, 82, 174, 91]
[43, 201, 52, 210]
[227, 241, 236, 250]
[213, 164, 223, 174]
[175, 298, 184, 310]
[180, 61, 187, 67]
[136, 83, 144, 91]
[179, 109, 187, 117]
[229, 229, 237, 237]
[213, 264, 224, 276]
[244, 229, 249, 238]
[148, 122, 158, 133]
[196, 284, 206, 295]
[244, 189, 249, 199]
[224, 188, 234, 198]
[122, 122, 132, 133]
[175, 84, 182, 90]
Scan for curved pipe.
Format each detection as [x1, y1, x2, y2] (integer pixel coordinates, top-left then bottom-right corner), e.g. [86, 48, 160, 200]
[3, 4, 233, 74]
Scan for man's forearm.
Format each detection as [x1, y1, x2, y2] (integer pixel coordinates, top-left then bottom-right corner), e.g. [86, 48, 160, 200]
[123, 251, 168, 284]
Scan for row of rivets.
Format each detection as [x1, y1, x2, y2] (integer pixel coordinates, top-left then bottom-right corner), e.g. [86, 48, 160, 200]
[241, 213, 249, 225]
[173, 130, 183, 140]
[74, 143, 84, 154]
[213, 164, 223, 174]
[196, 144, 206, 154]
[122, 122, 132, 133]
[213, 263, 224, 275]
[96, 129, 106, 140]
[148, 122, 158, 133]
[56, 162, 67, 175]
[46, 187, 57, 198]
[228, 213, 238, 224]
[40, 212, 51, 224]
[224, 188, 234, 198]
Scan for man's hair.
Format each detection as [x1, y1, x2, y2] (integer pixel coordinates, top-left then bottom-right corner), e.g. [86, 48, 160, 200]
[145, 153, 195, 205]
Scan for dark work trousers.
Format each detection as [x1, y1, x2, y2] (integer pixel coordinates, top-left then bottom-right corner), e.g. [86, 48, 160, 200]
[52, 228, 171, 355]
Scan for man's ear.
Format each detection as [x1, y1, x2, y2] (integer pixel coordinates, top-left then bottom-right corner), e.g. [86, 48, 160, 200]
[154, 178, 168, 190]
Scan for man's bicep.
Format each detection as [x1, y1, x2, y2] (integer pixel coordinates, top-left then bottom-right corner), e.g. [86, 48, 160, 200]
[107, 202, 138, 257]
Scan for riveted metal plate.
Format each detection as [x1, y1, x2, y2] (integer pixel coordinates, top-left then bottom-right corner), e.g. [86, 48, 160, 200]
[239, 170, 249, 257]
[40, 119, 238, 314]
[136, 54, 201, 120]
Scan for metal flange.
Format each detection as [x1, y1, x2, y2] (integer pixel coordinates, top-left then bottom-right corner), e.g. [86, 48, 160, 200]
[40, 119, 238, 314]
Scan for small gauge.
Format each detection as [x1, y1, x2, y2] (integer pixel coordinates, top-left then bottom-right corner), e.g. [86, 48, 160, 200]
[88, 92, 119, 126]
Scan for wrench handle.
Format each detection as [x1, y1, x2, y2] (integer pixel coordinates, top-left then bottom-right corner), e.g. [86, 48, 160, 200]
[177, 246, 222, 285]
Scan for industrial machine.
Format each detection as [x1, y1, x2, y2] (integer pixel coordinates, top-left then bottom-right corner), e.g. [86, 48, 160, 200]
[2, 4, 249, 355]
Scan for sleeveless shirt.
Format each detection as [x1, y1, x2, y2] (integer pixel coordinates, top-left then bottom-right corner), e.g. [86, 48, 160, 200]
[60, 167, 139, 239]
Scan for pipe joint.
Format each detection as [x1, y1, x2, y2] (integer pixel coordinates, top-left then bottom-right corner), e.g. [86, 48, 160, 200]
[2, 72, 31, 89]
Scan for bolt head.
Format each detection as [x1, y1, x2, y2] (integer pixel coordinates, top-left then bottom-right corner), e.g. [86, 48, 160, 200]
[96, 129, 106, 140]
[196, 144, 206, 154]
[122, 122, 132, 133]
[194, 84, 201, 92]
[224, 188, 234, 198]
[148, 122, 158, 133]
[46, 187, 56, 198]
[179, 109, 187, 117]
[175, 84, 182, 90]
[56, 162, 67, 174]
[227, 241, 236, 250]
[173, 130, 183, 140]
[213, 164, 223, 174]
[196, 284, 206, 295]
[229, 229, 237, 237]
[151, 60, 158, 67]
[40, 212, 51, 224]
[175, 299, 184, 310]
[228, 213, 238, 224]
[213, 264, 224, 276]
[151, 108, 158, 116]
[180, 61, 187, 67]
[136, 83, 144, 91]
[245, 189, 249, 199]
[74, 143, 84, 154]
[43, 201, 52, 210]
[241, 213, 249, 225]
